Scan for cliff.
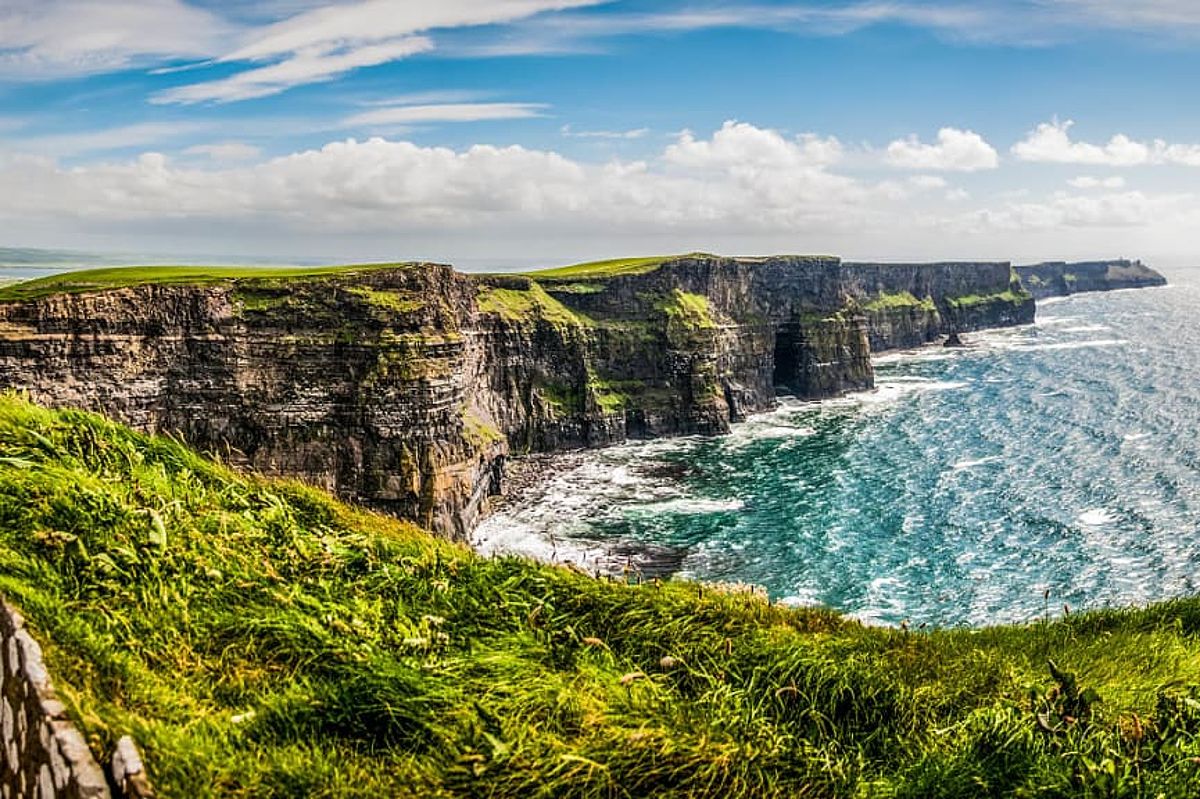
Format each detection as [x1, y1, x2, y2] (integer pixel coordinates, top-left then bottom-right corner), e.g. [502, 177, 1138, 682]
[0, 254, 1042, 538]
[1015, 259, 1167, 299]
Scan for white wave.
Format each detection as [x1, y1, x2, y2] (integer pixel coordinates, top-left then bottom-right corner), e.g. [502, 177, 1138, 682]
[1037, 296, 1073, 306]
[872, 349, 957, 365]
[1057, 324, 1111, 334]
[871, 379, 969, 398]
[473, 515, 602, 565]
[1078, 508, 1118, 526]
[608, 465, 642, 486]
[745, 423, 817, 439]
[1123, 432, 1150, 442]
[1035, 316, 1081, 326]
[952, 455, 1003, 470]
[845, 576, 910, 627]
[997, 338, 1129, 353]
[634, 497, 745, 514]
[777, 588, 823, 608]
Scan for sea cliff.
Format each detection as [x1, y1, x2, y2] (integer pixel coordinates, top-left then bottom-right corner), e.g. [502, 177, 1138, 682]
[1015, 259, 1167, 299]
[0, 254, 1163, 538]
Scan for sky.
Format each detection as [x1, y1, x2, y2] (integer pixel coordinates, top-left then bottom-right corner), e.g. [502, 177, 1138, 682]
[2, 0, 1200, 270]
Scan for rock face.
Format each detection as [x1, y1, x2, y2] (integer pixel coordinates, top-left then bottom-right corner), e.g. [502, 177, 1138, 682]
[842, 261, 1032, 350]
[0, 254, 1050, 539]
[1015, 259, 1167, 299]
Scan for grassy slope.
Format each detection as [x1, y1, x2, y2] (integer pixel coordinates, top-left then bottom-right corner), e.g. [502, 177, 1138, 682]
[4, 396, 1200, 797]
[523, 253, 716, 280]
[0, 263, 422, 301]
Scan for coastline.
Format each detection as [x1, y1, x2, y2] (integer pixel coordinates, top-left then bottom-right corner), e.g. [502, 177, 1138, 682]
[471, 330, 992, 580]
[468, 283, 1172, 628]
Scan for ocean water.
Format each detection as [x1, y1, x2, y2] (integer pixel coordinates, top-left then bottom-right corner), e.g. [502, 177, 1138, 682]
[474, 272, 1200, 627]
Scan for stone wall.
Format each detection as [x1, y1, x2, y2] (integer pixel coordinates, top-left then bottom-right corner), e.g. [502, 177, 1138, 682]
[1, 601, 154, 798]
[1, 601, 110, 798]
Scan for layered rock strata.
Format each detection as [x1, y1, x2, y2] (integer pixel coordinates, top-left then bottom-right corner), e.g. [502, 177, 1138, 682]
[1015, 259, 1167, 299]
[0, 254, 1147, 539]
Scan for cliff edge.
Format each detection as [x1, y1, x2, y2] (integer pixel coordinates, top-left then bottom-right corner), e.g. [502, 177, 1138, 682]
[1015, 259, 1167, 299]
[0, 253, 1104, 538]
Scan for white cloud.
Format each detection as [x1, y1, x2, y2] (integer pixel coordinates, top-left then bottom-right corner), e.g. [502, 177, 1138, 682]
[1068, 175, 1126, 189]
[0, 0, 230, 77]
[1012, 119, 1150, 166]
[155, 0, 603, 103]
[561, 125, 649, 139]
[223, 0, 603, 62]
[344, 103, 548, 128]
[4, 122, 210, 157]
[1158, 142, 1200, 166]
[978, 190, 1191, 230]
[4, 120, 1197, 267]
[664, 121, 844, 169]
[885, 128, 999, 172]
[358, 90, 490, 106]
[1012, 119, 1200, 167]
[1055, 0, 1200, 29]
[464, 1, 1200, 57]
[0, 122, 890, 235]
[909, 175, 949, 190]
[10, 1, 1200, 88]
[153, 37, 434, 104]
[184, 142, 263, 162]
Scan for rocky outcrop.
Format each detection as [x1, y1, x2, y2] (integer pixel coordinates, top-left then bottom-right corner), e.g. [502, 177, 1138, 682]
[1015, 259, 1167, 299]
[0, 254, 1076, 539]
[843, 260, 1033, 350]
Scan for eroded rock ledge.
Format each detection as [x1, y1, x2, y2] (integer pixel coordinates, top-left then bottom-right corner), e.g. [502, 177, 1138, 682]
[0, 254, 1164, 539]
[1016, 259, 1167, 299]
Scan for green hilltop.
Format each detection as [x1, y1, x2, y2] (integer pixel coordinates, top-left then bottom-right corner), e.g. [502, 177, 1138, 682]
[0, 255, 692, 302]
[4, 393, 1200, 797]
[522, 253, 716, 280]
[0, 263, 424, 302]
[0, 252, 841, 302]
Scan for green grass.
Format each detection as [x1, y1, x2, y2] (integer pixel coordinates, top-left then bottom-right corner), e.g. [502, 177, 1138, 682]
[476, 282, 590, 329]
[861, 292, 937, 313]
[462, 407, 505, 448]
[657, 290, 717, 346]
[346, 285, 426, 314]
[945, 289, 1032, 308]
[0, 263, 422, 301]
[525, 253, 717, 280]
[585, 373, 629, 414]
[6, 394, 1200, 797]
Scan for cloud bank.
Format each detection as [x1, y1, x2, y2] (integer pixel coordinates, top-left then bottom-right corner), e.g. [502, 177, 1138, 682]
[4, 119, 1194, 267]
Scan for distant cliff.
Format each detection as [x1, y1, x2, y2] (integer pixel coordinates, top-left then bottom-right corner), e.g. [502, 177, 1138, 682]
[0, 252, 1136, 539]
[1016, 259, 1167, 299]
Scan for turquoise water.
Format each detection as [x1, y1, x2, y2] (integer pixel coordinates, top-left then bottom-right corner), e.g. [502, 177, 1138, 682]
[475, 272, 1200, 626]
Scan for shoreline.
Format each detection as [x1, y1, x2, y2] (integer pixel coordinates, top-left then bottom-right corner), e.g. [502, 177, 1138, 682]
[472, 329, 1000, 578]
[467, 290, 1152, 629]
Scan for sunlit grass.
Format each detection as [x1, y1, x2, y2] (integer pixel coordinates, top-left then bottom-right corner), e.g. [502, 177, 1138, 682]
[0, 263, 425, 301]
[3, 393, 1200, 797]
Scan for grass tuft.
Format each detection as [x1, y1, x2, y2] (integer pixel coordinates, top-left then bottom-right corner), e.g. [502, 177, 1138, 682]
[4, 394, 1200, 797]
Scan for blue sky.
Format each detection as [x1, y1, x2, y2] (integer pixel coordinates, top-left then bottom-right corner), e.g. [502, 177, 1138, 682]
[3, 0, 1200, 269]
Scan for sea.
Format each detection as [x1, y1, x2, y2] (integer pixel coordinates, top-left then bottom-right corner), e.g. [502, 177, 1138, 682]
[475, 270, 1200, 627]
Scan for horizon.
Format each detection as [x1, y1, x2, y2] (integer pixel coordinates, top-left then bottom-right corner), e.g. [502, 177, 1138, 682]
[0, 245, 1193, 279]
[4, 1, 1200, 268]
